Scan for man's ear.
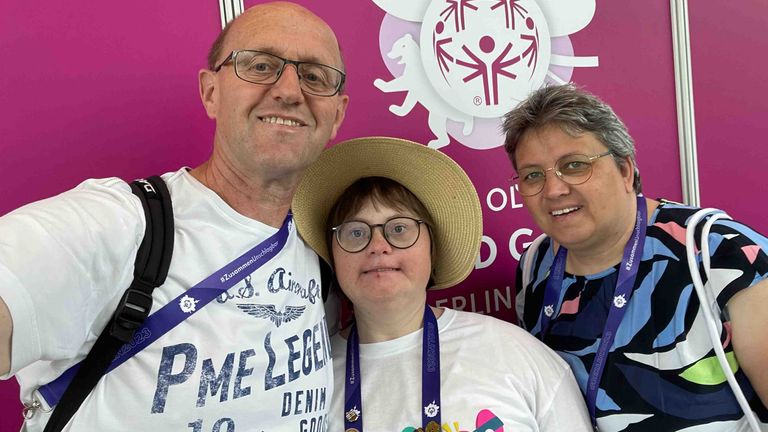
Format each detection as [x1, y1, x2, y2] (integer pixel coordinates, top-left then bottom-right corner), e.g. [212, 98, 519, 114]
[199, 69, 218, 120]
[329, 94, 349, 141]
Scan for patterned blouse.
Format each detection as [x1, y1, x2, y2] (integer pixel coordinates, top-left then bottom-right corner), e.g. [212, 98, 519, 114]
[516, 201, 768, 431]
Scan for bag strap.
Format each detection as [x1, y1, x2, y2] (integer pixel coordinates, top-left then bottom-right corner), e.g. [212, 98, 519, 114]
[685, 208, 760, 432]
[521, 233, 548, 290]
[320, 258, 332, 303]
[43, 176, 174, 432]
[517, 233, 548, 325]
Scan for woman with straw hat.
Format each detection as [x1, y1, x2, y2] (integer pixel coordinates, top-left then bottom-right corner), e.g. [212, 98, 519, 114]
[293, 137, 591, 431]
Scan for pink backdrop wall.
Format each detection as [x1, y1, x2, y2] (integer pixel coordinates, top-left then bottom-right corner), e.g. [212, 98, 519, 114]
[1, 1, 765, 428]
[690, 0, 768, 232]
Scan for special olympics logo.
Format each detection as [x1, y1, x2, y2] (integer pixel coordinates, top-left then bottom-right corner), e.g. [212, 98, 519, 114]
[372, 0, 598, 149]
[422, 0, 550, 117]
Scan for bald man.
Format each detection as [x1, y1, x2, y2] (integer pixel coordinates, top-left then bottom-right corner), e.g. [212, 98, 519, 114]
[0, 2, 348, 430]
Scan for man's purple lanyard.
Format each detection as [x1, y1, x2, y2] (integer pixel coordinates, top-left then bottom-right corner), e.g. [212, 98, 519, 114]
[344, 306, 441, 431]
[38, 214, 294, 407]
[538, 196, 647, 429]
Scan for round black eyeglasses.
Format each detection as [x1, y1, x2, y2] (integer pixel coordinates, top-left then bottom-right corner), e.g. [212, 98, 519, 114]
[332, 217, 427, 253]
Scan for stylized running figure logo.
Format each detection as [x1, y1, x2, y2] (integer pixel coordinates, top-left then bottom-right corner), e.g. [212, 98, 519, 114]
[423, 0, 555, 118]
[455, 36, 520, 106]
[372, 0, 598, 150]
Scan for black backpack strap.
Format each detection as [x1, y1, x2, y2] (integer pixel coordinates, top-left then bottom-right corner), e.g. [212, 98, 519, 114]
[43, 176, 174, 432]
[320, 258, 332, 303]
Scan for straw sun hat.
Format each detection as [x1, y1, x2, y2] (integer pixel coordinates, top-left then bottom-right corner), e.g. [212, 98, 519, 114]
[292, 136, 482, 290]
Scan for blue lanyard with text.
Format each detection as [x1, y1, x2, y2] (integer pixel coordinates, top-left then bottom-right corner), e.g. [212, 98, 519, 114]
[539, 196, 647, 428]
[39, 214, 293, 407]
[344, 306, 441, 431]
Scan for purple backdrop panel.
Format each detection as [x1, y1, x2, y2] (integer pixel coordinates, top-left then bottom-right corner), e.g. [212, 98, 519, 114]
[0, 0, 220, 216]
[6, 0, 765, 429]
[691, 0, 768, 233]
[0, 1, 221, 429]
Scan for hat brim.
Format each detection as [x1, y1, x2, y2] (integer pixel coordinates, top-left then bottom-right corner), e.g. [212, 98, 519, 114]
[292, 136, 482, 290]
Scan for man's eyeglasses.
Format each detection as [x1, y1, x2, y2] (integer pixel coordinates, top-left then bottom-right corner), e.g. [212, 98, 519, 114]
[213, 50, 346, 97]
[332, 217, 427, 253]
[512, 151, 614, 197]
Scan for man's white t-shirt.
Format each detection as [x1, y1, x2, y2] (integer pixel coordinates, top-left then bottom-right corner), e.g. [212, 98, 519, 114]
[0, 169, 332, 431]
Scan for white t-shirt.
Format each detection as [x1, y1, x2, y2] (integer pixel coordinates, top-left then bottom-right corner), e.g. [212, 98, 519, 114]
[328, 308, 591, 431]
[0, 169, 333, 431]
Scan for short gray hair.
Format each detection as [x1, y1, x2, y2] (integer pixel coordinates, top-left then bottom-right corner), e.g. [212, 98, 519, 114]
[502, 84, 642, 193]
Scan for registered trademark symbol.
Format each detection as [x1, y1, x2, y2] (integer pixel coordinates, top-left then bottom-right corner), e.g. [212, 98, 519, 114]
[473, 96, 482, 106]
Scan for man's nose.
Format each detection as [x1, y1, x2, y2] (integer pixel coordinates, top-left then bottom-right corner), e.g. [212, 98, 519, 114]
[270, 64, 304, 102]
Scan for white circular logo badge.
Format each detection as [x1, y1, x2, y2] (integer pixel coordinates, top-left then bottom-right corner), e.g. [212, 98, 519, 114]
[420, 0, 551, 118]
